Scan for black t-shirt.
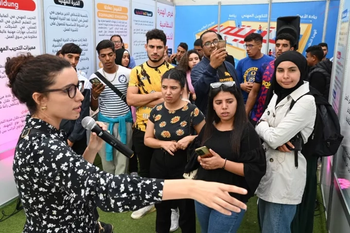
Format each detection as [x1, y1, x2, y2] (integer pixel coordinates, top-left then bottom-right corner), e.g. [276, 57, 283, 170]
[196, 123, 266, 203]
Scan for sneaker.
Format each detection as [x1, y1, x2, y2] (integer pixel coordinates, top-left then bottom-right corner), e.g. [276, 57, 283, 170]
[170, 209, 179, 232]
[130, 172, 138, 176]
[96, 221, 114, 233]
[131, 205, 155, 219]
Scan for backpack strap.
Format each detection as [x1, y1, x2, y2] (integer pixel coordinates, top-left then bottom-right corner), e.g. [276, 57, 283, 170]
[94, 71, 128, 105]
[288, 92, 311, 168]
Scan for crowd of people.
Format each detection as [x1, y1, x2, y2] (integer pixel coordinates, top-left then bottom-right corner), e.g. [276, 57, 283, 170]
[6, 26, 333, 233]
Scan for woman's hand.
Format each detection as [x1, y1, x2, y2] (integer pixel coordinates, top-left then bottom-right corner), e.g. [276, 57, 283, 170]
[87, 121, 106, 152]
[190, 180, 247, 215]
[198, 149, 225, 170]
[277, 141, 293, 152]
[176, 136, 193, 150]
[161, 141, 178, 155]
[162, 179, 247, 215]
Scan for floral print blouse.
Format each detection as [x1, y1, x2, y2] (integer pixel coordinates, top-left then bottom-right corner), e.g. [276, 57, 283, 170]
[13, 117, 164, 232]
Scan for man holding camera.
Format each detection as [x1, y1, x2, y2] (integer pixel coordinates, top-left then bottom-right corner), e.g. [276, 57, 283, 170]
[191, 30, 239, 115]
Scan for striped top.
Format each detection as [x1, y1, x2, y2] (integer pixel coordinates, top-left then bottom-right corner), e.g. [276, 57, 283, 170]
[89, 66, 130, 118]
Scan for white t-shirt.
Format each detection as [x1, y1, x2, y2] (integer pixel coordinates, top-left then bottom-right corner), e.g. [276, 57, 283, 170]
[89, 66, 130, 118]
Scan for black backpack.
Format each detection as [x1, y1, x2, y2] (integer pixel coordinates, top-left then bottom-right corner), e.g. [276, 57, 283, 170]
[290, 87, 343, 157]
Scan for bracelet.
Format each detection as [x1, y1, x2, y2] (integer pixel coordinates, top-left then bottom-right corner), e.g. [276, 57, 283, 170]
[222, 158, 227, 169]
[92, 95, 98, 100]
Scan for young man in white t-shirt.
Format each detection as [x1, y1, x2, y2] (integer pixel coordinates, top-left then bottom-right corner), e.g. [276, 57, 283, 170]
[90, 40, 133, 175]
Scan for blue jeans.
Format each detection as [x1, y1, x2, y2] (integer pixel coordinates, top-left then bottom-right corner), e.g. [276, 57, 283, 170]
[195, 201, 245, 233]
[258, 199, 297, 233]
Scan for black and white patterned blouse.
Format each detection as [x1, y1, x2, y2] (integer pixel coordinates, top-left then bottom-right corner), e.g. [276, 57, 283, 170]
[13, 117, 164, 232]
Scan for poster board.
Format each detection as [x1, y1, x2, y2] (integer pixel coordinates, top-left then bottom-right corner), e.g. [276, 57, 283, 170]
[43, 0, 94, 76]
[131, 0, 155, 65]
[0, 0, 42, 206]
[156, 2, 175, 54]
[95, 0, 130, 68]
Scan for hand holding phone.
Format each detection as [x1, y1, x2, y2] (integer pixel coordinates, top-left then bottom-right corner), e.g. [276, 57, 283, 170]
[195, 146, 213, 158]
[217, 40, 226, 50]
[90, 77, 102, 85]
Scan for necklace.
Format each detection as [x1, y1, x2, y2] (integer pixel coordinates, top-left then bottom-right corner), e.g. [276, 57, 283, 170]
[102, 66, 118, 83]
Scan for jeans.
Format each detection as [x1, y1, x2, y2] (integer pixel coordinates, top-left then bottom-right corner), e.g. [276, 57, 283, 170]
[195, 201, 245, 233]
[258, 199, 297, 233]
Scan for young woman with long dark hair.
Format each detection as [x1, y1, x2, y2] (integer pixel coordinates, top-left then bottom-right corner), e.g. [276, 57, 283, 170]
[194, 81, 266, 233]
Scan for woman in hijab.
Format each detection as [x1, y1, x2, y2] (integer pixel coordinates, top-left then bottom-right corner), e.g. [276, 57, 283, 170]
[255, 51, 317, 233]
[115, 48, 130, 68]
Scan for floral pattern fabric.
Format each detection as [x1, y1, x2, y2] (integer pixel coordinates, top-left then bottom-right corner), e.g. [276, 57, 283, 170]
[13, 117, 164, 233]
[149, 103, 204, 141]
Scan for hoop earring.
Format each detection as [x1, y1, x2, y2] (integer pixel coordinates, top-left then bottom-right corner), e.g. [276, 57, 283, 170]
[41, 106, 47, 110]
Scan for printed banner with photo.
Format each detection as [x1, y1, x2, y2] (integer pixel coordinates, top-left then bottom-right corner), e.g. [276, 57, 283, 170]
[175, 2, 333, 64]
[131, 0, 155, 65]
[43, 0, 94, 76]
[175, 5, 218, 52]
[156, 2, 174, 55]
[95, 0, 130, 68]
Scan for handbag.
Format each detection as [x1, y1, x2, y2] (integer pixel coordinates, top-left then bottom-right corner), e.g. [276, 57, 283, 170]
[94, 72, 128, 105]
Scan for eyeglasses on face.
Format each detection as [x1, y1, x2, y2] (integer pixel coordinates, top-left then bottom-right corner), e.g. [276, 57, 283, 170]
[210, 81, 236, 89]
[244, 44, 255, 49]
[112, 41, 121, 44]
[44, 80, 84, 98]
[203, 39, 219, 47]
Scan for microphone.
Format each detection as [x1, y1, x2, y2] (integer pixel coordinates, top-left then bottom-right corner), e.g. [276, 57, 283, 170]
[81, 116, 134, 158]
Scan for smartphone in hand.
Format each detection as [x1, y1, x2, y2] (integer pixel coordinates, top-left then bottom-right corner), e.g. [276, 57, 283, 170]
[217, 40, 226, 49]
[90, 77, 102, 85]
[195, 146, 213, 158]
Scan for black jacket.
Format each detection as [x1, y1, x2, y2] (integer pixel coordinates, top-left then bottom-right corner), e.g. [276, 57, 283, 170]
[308, 59, 332, 100]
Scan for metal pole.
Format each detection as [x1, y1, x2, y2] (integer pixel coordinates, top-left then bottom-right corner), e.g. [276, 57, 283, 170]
[322, 0, 330, 42]
[217, 1, 221, 33]
[266, 0, 272, 54]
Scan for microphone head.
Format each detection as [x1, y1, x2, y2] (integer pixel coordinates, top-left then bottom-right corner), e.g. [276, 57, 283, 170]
[81, 116, 96, 131]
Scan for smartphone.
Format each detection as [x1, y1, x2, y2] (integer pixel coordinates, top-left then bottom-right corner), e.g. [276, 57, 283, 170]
[90, 77, 102, 85]
[195, 146, 212, 158]
[217, 40, 226, 49]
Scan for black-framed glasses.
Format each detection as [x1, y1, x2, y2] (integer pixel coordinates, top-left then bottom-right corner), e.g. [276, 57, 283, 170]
[44, 80, 84, 98]
[244, 44, 255, 49]
[203, 39, 219, 47]
[210, 81, 236, 89]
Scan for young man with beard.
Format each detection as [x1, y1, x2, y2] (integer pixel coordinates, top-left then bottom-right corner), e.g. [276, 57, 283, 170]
[245, 33, 295, 124]
[59, 43, 91, 155]
[191, 30, 240, 115]
[127, 29, 179, 232]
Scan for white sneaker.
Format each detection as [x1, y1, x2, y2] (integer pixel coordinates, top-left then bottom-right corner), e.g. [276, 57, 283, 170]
[131, 205, 155, 219]
[170, 208, 179, 232]
[130, 172, 138, 176]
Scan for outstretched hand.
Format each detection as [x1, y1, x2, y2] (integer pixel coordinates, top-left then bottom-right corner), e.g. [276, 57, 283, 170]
[190, 180, 247, 215]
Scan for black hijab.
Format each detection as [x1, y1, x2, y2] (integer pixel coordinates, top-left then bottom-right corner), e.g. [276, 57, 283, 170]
[115, 48, 130, 67]
[267, 51, 307, 106]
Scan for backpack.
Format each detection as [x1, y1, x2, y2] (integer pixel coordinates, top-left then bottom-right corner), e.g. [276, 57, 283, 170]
[290, 86, 343, 157]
